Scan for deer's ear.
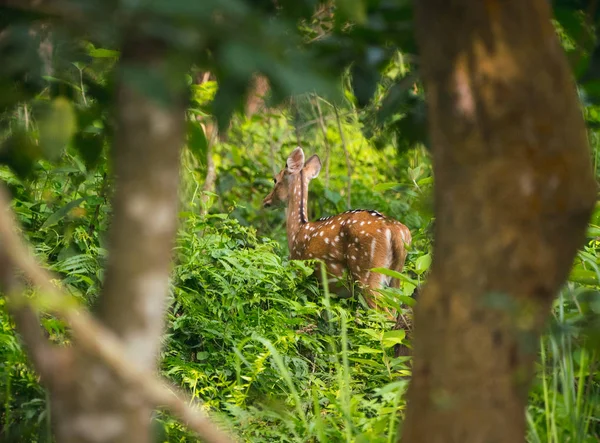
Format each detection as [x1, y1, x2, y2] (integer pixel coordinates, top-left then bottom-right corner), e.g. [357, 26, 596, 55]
[286, 146, 305, 174]
[304, 154, 321, 180]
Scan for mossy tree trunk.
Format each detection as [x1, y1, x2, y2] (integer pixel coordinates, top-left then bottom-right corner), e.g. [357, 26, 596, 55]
[402, 1, 597, 442]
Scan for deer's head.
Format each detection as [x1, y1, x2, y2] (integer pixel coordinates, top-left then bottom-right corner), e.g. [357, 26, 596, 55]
[263, 146, 321, 208]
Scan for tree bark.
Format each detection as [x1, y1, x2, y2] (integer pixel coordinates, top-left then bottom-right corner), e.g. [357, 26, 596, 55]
[401, 1, 597, 442]
[44, 37, 187, 443]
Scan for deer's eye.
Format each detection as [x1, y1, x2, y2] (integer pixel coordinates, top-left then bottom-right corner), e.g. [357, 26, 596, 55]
[273, 178, 277, 184]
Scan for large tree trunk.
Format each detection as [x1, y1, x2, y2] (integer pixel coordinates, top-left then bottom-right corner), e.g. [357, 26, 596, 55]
[401, 1, 597, 442]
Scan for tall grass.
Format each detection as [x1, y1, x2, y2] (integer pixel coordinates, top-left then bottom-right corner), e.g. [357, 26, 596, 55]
[527, 290, 600, 443]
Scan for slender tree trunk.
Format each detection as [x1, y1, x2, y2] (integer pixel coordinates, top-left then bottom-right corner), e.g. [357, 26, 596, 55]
[44, 36, 188, 443]
[401, 1, 596, 442]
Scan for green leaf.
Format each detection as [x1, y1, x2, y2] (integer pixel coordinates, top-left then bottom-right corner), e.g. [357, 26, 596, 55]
[375, 380, 408, 396]
[41, 197, 87, 230]
[416, 176, 433, 187]
[187, 120, 208, 162]
[415, 253, 431, 275]
[360, 328, 382, 341]
[347, 357, 383, 368]
[371, 267, 418, 285]
[88, 47, 120, 59]
[324, 189, 342, 205]
[373, 182, 401, 192]
[336, 0, 367, 25]
[569, 268, 599, 285]
[356, 345, 383, 354]
[587, 225, 600, 237]
[0, 130, 42, 179]
[350, 62, 380, 108]
[38, 97, 77, 161]
[382, 329, 406, 348]
[396, 295, 416, 307]
[74, 132, 104, 170]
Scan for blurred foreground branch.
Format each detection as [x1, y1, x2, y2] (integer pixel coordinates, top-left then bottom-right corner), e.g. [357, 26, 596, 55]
[0, 190, 234, 443]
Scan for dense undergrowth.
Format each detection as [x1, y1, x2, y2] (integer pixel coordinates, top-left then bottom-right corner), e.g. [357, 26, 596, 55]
[0, 41, 599, 443]
[1, 126, 600, 441]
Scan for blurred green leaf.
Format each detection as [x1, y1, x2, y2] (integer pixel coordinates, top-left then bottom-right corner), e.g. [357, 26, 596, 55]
[38, 97, 77, 161]
[415, 253, 431, 275]
[569, 267, 599, 285]
[41, 197, 88, 230]
[373, 182, 400, 192]
[187, 120, 208, 163]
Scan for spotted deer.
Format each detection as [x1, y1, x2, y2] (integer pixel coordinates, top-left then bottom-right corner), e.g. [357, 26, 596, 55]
[263, 146, 412, 318]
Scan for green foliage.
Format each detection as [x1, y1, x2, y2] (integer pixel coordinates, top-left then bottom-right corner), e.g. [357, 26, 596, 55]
[1, 1, 600, 442]
[0, 300, 50, 443]
[154, 212, 415, 441]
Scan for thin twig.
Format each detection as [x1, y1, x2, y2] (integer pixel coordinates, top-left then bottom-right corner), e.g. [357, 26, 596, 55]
[314, 95, 331, 190]
[0, 186, 235, 443]
[334, 105, 352, 208]
[268, 115, 278, 175]
[291, 98, 302, 145]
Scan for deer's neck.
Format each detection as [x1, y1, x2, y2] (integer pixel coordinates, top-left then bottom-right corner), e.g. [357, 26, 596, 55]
[286, 171, 309, 252]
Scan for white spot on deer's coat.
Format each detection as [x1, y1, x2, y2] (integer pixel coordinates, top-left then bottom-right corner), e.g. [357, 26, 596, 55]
[351, 255, 356, 260]
[400, 228, 409, 244]
[340, 232, 345, 237]
[370, 238, 377, 260]
[325, 238, 330, 244]
[320, 231, 324, 237]
[335, 236, 340, 242]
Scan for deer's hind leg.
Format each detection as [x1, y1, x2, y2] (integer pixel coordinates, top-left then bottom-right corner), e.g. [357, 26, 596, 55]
[349, 236, 395, 319]
[389, 237, 412, 356]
